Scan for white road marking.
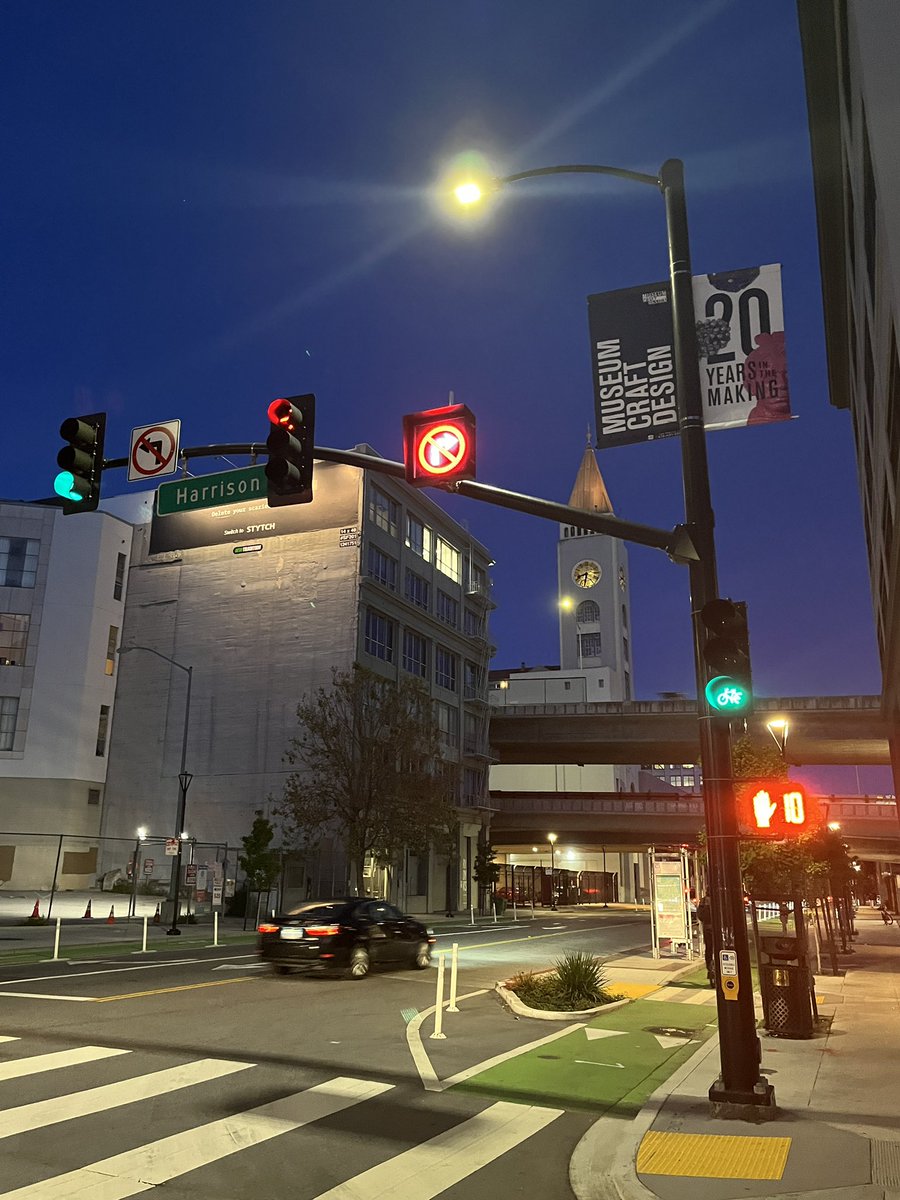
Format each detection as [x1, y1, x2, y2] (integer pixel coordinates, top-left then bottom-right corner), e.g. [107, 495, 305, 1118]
[584, 1027, 627, 1041]
[653, 1034, 696, 1048]
[683, 990, 716, 1004]
[404, 990, 489, 1092]
[0, 1037, 19, 1043]
[311, 1101, 563, 1199]
[0, 1046, 128, 1081]
[574, 1060, 625, 1068]
[211, 962, 266, 971]
[0, 960, 208, 987]
[0, 1077, 393, 1200]
[0, 992, 95, 1002]
[0, 1058, 252, 1140]
[644, 986, 685, 1002]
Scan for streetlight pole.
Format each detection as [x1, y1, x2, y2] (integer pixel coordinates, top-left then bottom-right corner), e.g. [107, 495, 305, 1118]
[548, 832, 558, 910]
[455, 158, 773, 1114]
[129, 826, 147, 918]
[118, 646, 193, 936]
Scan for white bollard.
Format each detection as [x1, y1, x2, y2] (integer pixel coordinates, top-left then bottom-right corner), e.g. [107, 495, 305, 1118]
[470, 903, 475, 926]
[531, 898, 536, 919]
[52, 917, 61, 961]
[448, 942, 460, 1012]
[213, 911, 219, 947]
[141, 916, 148, 954]
[430, 954, 447, 1040]
[492, 901, 498, 924]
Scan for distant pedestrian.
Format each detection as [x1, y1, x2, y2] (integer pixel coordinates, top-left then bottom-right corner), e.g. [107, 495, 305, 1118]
[696, 893, 715, 986]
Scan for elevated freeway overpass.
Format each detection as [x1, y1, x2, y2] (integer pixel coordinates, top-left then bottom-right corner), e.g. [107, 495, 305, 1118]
[489, 695, 890, 767]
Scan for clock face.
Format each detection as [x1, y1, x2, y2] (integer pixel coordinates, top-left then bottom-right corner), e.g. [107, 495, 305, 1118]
[572, 560, 601, 589]
[619, 567, 627, 592]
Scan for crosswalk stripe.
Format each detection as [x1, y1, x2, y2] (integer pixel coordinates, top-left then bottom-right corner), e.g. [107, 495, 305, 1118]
[0, 1058, 252, 1140]
[647, 986, 686, 1002]
[0, 1076, 394, 1200]
[683, 990, 716, 1005]
[312, 1101, 564, 1199]
[0, 1046, 129, 1082]
[0, 1037, 19, 1044]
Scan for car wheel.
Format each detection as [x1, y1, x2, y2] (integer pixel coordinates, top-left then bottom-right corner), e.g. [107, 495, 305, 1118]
[349, 947, 370, 979]
[270, 964, 292, 976]
[414, 941, 432, 970]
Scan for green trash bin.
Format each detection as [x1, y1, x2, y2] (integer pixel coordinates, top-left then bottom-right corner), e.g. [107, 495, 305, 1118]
[759, 934, 815, 1038]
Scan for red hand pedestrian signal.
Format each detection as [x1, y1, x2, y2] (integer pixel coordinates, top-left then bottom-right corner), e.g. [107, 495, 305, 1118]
[403, 404, 476, 486]
[736, 781, 819, 838]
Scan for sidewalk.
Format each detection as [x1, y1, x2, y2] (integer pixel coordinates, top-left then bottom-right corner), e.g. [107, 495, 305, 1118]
[570, 908, 900, 1200]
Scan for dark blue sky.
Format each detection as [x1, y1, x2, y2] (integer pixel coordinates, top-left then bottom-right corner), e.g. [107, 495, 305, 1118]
[2, 2, 885, 789]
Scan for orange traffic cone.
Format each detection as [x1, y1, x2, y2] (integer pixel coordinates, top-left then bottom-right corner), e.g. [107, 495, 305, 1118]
[82, 899, 92, 919]
[30, 898, 41, 920]
[152, 903, 161, 925]
[107, 906, 115, 925]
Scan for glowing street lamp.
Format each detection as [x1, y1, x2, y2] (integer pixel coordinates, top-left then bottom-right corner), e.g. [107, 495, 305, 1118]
[766, 719, 790, 757]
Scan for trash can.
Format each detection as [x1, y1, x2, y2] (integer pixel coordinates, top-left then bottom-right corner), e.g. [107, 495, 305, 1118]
[493, 895, 507, 916]
[759, 934, 815, 1038]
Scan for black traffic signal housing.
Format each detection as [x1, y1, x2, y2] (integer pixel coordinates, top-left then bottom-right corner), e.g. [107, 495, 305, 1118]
[54, 413, 107, 514]
[403, 403, 476, 487]
[265, 393, 315, 506]
[699, 597, 752, 716]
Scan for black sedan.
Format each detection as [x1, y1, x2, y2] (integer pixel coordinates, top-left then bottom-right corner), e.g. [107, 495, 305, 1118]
[257, 898, 435, 978]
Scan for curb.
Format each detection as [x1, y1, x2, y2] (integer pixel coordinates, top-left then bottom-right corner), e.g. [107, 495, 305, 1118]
[494, 981, 631, 1020]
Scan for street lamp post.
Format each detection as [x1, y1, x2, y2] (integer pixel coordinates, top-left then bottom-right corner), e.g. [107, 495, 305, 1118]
[454, 158, 773, 1113]
[129, 826, 147, 918]
[118, 646, 193, 936]
[548, 832, 558, 910]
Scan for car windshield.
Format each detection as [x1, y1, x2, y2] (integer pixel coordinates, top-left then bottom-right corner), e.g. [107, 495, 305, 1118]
[286, 902, 354, 921]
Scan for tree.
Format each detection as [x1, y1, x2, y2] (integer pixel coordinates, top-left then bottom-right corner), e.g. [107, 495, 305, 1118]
[275, 666, 458, 896]
[473, 838, 500, 904]
[732, 734, 790, 781]
[238, 816, 281, 892]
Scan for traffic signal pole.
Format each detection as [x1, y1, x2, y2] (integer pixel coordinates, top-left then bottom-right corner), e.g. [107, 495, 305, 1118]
[661, 158, 774, 1112]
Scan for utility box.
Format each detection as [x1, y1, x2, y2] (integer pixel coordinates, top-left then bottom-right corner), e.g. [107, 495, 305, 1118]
[759, 933, 815, 1038]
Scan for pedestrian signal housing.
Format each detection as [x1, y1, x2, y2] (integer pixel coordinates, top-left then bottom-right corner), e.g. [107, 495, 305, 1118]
[403, 403, 476, 487]
[54, 412, 107, 514]
[265, 394, 315, 506]
[736, 781, 820, 838]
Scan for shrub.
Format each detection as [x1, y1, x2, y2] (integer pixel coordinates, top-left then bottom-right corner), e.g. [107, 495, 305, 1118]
[507, 954, 620, 1012]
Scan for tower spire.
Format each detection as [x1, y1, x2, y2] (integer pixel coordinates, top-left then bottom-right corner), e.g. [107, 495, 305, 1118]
[568, 429, 613, 514]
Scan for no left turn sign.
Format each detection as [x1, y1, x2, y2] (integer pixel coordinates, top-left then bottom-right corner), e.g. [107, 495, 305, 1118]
[128, 420, 181, 482]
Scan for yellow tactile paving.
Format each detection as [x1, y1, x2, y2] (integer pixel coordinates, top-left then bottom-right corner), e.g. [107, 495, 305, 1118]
[606, 981, 658, 998]
[636, 1131, 792, 1180]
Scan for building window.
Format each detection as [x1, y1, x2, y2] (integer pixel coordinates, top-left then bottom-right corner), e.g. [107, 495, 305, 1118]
[114, 552, 127, 601]
[364, 609, 394, 663]
[0, 614, 29, 666]
[87, 788, 101, 806]
[0, 697, 18, 751]
[436, 590, 459, 628]
[402, 630, 427, 678]
[435, 646, 457, 692]
[405, 514, 432, 562]
[95, 705, 110, 757]
[463, 660, 482, 700]
[435, 701, 459, 749]
[579, 632, 602, 658]
[466, 563, 487, 595]
[367, 545, 397, 591]
[368, 486, 399, 537]
[105, 626, 119, 676]
[463, 766, 483, 804]
[404, 569, 430, 611]
[463, 711, 481, 754]
[463, 608, 481, 637]
[435, 537, 460, 583]
[576, 600, 600, 623]
[0, 538, 39, 589]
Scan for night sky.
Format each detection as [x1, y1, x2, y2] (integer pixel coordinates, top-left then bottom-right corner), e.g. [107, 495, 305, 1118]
[2, 2, 886, 792]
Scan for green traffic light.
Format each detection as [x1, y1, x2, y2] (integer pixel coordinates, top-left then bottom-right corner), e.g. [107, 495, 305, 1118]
[53, 470, 83, 502]
[704, 674, 750, 713]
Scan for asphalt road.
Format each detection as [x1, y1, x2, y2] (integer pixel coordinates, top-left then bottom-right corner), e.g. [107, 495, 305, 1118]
[0, 910, 650, 1199]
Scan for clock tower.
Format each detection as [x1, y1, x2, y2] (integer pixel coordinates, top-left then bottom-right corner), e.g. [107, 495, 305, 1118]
[557, 437, 632, 699]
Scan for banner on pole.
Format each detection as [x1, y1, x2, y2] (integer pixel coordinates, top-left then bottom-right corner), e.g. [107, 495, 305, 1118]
[588, 263, 793, 450]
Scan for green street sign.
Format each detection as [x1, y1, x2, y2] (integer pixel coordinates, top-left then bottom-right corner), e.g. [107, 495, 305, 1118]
[156, 466, 266, 516]
[704, 674, 751, 715]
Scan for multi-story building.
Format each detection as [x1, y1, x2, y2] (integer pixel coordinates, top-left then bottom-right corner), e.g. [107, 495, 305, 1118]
[100, 451, 494, 913]
[0, 500, 132, 888]
[798, 1, 900, 793]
